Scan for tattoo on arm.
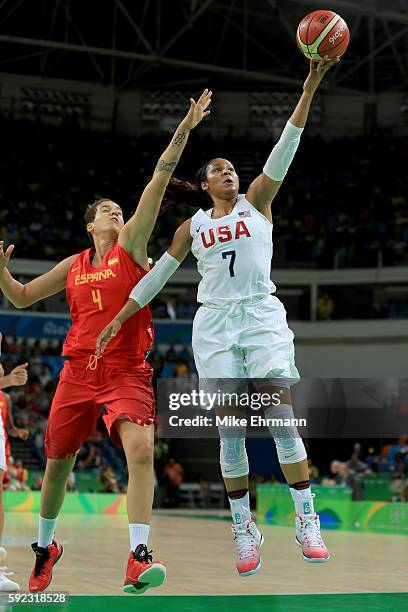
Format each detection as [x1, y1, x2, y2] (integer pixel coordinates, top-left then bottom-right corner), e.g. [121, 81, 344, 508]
[173, 131, 186, 146]
[154, 160, 177, 174]
[153, 130, 187, 174]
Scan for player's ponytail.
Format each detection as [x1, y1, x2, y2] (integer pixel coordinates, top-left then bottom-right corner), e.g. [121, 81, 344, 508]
[160, 160, 215, 215]
[160, 178, 209, 214]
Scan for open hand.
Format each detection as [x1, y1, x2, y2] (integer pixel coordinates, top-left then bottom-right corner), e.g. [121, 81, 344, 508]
[303, 57, 340, 95]
[96, 319, 122, 357]
[183, 88, 212, 130]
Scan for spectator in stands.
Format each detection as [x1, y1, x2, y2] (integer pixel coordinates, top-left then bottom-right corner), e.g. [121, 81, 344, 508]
[5, 118, 408, 270]
[322, 460, 348, 486]
[172, 359, 193, 379]
[195, 473, 211, 507]
[32, 475, 43, 491]
[14, 459, 30, 491]
[316, 293, 334, 320]
[5, 457, 20, 490]
[100, 466, 120, 494]
[164, 457, 184, 507]
[66, 471, 77, 493]
[307, 457, 319, 483]
[390, 474, 406, 502]
[76, 442, 102, 471]
[347, 443, 372, 477]
[394, 449, 408, 477]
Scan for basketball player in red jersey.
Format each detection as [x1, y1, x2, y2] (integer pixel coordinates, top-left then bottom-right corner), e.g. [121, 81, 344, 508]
[0, 333, 29, 590]
[0, 89, 212, 594]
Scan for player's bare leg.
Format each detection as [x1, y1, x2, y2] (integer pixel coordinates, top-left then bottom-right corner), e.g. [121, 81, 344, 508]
[0, 469, 19, 591]
[264, 386, 330, 563]
[40, 456, 77, 519]
[29, 456, 75, 592]
[116, 420, 165, 594]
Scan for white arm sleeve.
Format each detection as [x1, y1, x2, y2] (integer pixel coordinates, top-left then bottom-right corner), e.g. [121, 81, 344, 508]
[129, 251, 180, 308]
[263, 120, 304, 182]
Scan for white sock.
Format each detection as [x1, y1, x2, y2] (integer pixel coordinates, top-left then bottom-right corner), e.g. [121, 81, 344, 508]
[229, 491, 251, 525]
[129, 523, 150, 552]
[38, 516, 57, 547]
[290, 487, 315, 516]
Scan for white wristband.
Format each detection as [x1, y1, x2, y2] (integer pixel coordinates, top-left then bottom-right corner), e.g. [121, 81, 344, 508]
[129, 251, 180, 308]
[263, 120, 304, 182]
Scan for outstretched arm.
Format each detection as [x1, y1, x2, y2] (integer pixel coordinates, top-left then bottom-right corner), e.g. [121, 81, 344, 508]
[96, 220, 193, 355]
[119, 90, 211, 268]
[246, 58, 339, 221]
[0, 242, 77, 308]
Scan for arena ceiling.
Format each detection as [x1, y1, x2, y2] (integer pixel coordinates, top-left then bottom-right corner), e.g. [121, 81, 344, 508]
[1, 0, 408, 93]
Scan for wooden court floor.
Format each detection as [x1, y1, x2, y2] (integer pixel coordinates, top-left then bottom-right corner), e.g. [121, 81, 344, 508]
[4, 510, 407, 596]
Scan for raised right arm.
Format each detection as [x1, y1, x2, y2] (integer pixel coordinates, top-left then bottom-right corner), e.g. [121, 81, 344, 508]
[0, 241, 78, 308]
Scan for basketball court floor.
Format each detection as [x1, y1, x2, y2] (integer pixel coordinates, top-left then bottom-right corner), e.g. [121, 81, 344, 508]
[3, 510, 407, 611]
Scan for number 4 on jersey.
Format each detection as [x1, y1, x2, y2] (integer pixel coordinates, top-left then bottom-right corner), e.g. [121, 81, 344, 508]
[222, 250, 236, 277]
[92, 289, 103, 310]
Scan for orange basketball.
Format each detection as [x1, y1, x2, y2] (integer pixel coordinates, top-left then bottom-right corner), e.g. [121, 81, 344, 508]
[296, 10, 350, 60]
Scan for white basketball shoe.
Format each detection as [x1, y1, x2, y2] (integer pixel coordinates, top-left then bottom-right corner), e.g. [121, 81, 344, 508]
[231, 518, 264, 576]
[295, 513, 330, 563]
[0, 546, 20, 591]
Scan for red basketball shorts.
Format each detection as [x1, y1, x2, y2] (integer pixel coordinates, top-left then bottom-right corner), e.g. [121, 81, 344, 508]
[44, 358, 156, 459]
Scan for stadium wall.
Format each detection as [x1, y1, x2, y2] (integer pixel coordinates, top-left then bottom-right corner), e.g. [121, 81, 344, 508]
[257, 484, 408, 535]
[1, 72, 406, 136]
[5, 489, 408, 535]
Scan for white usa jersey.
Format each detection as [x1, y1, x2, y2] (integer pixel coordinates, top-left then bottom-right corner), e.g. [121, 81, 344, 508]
[190, 194, 276, 305]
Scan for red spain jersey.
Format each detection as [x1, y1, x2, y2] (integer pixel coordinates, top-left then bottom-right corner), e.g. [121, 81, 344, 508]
[63, 243, 154, 364]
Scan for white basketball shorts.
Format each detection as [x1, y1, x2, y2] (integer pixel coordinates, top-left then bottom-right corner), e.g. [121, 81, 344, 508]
[192, 295, 300, 384]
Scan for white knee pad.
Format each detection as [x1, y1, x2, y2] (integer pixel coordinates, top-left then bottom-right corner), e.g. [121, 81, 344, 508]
[219, 437, 249, 478]
[274, 436, 307, 464]
[264, 404, 307, 465]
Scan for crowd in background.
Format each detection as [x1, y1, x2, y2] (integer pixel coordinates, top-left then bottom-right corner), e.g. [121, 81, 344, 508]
[2, 335, 407, 506]
[1, 117, 408, 270]
[0, 335, 194, 505]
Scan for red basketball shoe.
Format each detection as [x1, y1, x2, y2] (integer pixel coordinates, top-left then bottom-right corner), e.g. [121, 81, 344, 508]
[29, 541, 63, 592]
[295, 514, 330, 562]
[232, 518, 264, 577]
[123, 544, 166, 594]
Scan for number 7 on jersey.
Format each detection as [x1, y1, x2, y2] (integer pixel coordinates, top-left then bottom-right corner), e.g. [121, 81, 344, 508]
[222, 250, 236, 277]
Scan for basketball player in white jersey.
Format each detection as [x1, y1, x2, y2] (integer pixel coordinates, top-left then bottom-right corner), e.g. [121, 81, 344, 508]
[0, 334, 29, 590]
[96, 57, 339, 576]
